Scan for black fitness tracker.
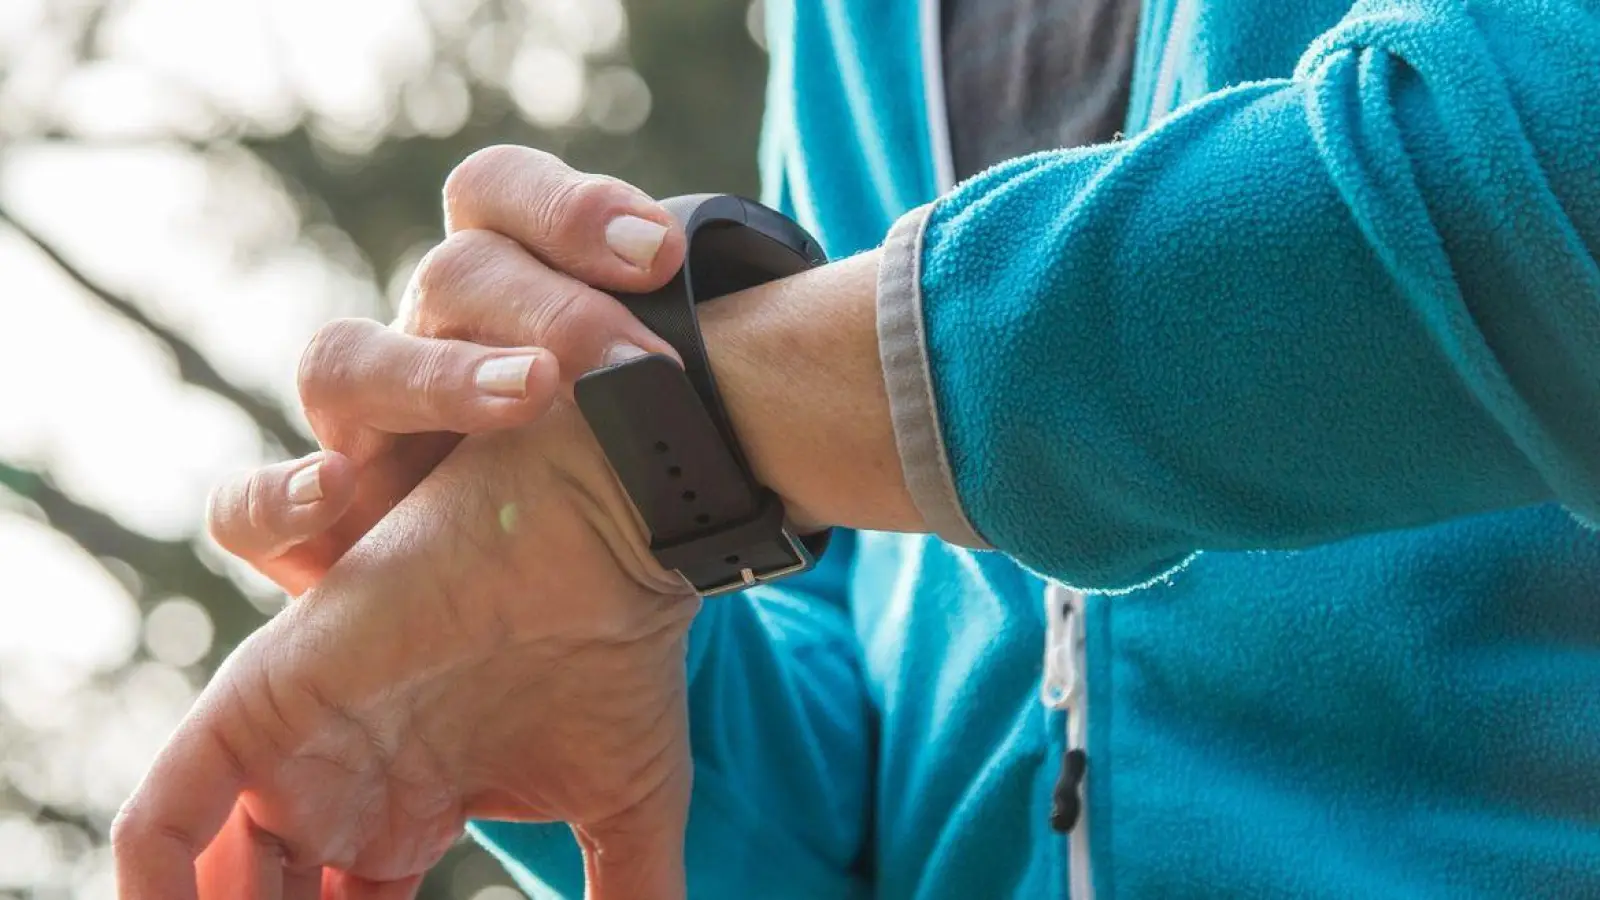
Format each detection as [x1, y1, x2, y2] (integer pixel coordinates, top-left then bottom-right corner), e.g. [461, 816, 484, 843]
[574, 194, 831, 596]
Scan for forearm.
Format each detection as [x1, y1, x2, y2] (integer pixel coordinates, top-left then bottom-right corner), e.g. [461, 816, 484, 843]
[901, 0, 1600, 589]
[701, 248, 925, 536]
[710, 0, 1600, 590]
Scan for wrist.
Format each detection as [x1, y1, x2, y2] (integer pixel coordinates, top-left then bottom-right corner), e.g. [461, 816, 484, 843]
[699, 249, 925, 535]
[539, 403, 700, 599]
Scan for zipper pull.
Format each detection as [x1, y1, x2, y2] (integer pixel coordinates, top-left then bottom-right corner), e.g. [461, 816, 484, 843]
[1041, 587, 1080, 711]
[1050, 748, 1088, 833]
[1042, 584, 1089, 835]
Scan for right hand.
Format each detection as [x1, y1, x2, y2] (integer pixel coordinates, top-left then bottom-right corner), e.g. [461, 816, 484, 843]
[213, 145, 687, 594]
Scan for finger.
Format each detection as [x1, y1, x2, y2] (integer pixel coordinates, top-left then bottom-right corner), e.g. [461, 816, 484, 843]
[208, 452, 358, 567]
[283, 867, 324, 900]
[297, 317, 563, 453]
[575, 823, 686, 900]
[443, 144, 685, 293]
[249, 434, 462, 598]
[398, 229, 677, 372]
[113, 713, 248, 899]
[196, 804, 319, 900]
[572, 785, 689, 900]
[196, 804, 278, 899]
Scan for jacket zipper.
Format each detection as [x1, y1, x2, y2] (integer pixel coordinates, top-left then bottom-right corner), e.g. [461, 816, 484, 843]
[1148, 0, 1191, 124]
[919, 0, 957, 192]
[919, 1, 1092, 893]
[1043, 583, 1095, 900]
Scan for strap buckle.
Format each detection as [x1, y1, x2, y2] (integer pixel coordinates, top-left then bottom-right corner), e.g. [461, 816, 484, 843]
[651, 491, 817, 596]
[697, 528, 813, 597]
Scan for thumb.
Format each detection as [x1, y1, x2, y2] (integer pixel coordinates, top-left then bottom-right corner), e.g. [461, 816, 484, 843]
[573, 788, 689, 900]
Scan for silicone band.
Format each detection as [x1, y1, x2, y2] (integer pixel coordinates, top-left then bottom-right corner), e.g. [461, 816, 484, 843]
[574, 195, 830, 595]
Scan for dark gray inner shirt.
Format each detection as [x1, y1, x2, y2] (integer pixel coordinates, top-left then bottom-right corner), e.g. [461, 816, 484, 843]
[942, 0, 1142, 180]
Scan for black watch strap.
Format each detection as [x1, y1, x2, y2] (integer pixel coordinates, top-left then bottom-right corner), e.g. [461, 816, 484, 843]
[574, 195, 830, 595]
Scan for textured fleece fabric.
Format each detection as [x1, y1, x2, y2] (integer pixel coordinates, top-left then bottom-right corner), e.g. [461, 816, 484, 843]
[472, 0, 1600, 897]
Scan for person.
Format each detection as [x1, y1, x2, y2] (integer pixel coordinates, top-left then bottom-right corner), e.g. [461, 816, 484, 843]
[112, 0, 1600, 897]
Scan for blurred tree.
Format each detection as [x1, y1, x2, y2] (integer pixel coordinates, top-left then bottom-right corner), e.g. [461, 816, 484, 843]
[0, 1, 768, 897]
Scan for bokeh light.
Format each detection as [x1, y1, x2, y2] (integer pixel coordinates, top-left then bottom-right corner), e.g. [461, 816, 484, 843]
[509, 44, 586, 128]
[585, 66, 652, 135]
[141, 597, 214, 668]
[0, 0, 766, 896]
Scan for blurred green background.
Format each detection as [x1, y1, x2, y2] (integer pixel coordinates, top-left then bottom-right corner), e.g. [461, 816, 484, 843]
[0, 1, 767, 896]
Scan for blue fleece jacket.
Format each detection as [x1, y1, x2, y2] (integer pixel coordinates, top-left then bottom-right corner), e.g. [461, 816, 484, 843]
[474, 0, 1600, 897]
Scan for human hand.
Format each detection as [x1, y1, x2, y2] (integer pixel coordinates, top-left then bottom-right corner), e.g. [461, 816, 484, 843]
[119, 395, 700, 900]
[212, 145, 686, 595]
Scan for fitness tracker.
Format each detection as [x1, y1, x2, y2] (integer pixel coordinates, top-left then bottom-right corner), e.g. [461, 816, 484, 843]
[574, 194, 831, 596]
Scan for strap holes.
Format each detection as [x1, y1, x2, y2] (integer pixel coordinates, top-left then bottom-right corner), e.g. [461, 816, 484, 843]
[724, 554, 740, 565]
[696, 513, 711, 526]
[681, 490, 697, 502]
[654, 441, 670, 453]
[667, 466, 682, 478]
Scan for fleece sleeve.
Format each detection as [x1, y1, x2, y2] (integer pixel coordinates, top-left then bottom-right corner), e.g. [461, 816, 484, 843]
[879, 0, 1600, 589]
[470, 531, 872, 900]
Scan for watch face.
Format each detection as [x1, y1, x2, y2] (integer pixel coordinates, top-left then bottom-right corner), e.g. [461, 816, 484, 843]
[687, 222, 812, 302]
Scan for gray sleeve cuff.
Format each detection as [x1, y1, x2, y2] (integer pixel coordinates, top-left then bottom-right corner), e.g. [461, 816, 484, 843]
[876, 204, 991, 550]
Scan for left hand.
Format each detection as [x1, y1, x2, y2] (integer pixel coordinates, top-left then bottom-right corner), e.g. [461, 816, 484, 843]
[158, 150, 699, 900]
[117, 393, 701, 900]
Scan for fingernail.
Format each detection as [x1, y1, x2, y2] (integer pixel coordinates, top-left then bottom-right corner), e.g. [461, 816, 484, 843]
[604, 343, 648, 367]
[287, 463, 323, 505]
[605, 215, 668, 269]
[476, 353, 538, 398]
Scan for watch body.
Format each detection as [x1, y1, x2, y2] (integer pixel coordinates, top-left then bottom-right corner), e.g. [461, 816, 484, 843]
[574, 194, 830, 595]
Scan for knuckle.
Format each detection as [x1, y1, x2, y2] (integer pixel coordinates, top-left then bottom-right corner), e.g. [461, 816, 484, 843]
[521, 282, 590, 355]
[556, 176, 614, 230]
[411, 231, 505, 331]
[110, 804, 191, 859]
[242, 468, 278, 536]
[108, 806, 138, 851]
[297, 318, 371, 408]
[412, 236, 470, 303]
[525, 170, 587, 241]
[404, 339, 466, 414]
[204, 481, 239, 546]
[443, 144, 525, 223]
